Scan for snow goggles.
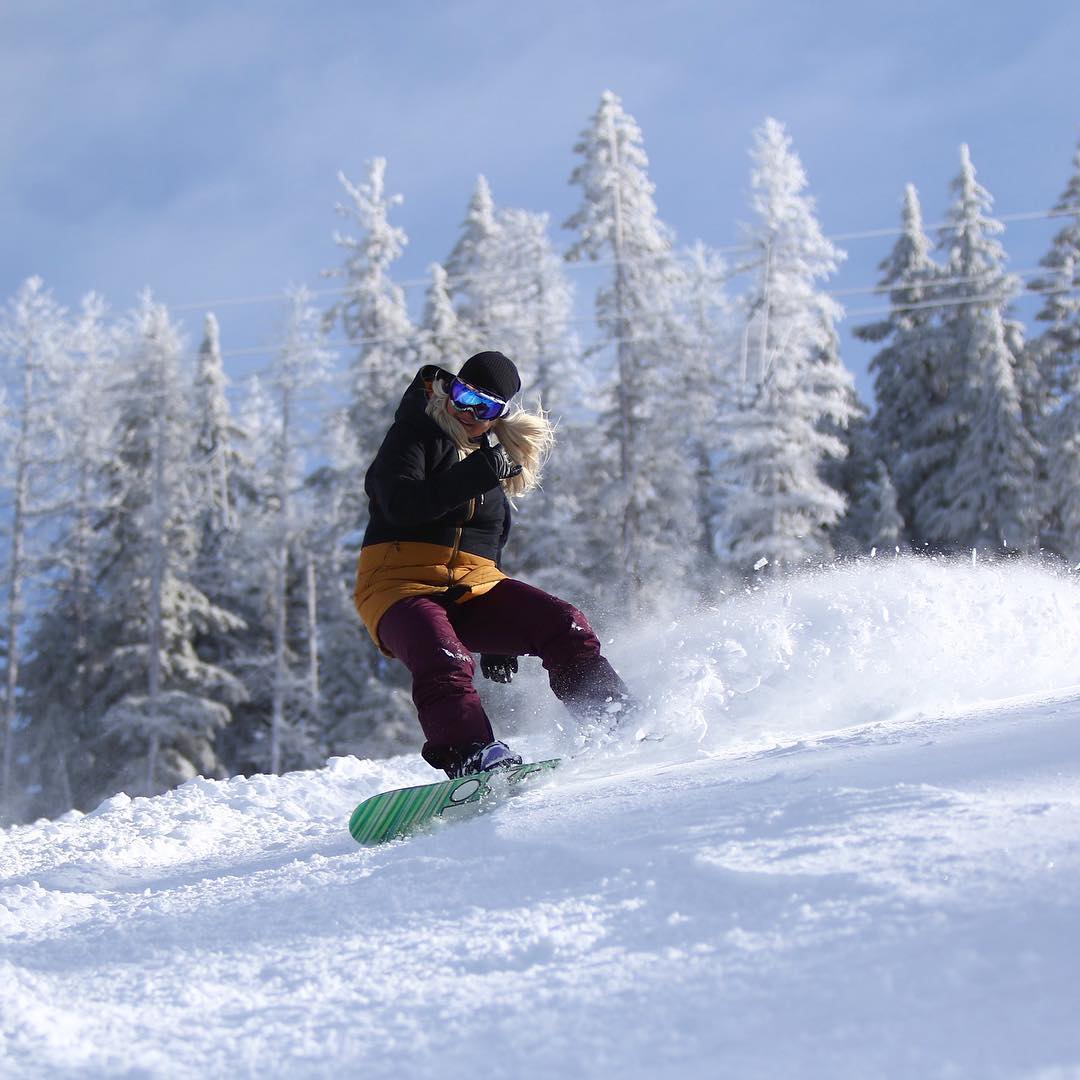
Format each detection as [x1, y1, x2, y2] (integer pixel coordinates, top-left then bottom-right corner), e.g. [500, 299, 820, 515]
[448, 377, 507, 421]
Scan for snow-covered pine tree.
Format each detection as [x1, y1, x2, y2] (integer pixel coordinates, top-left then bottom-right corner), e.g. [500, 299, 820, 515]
[717, 118, 856, 575]
[317, 160, 420, 759]
[828, 413, 908, 555]
[321, 158, 416, 610]
[471, 205, 592, 599]
[19, 293, 118, 819]
[260, 287, 334, 774]
[189, 313, 259, 684]
[192, 313, 250, 541]
[87, 294, 246, 803]
[214, 373, 278, 776]
[1045, 376, 1080, 563]
[324, 157, 416, 454]
[866, 460, 905, 554]
[854, 184, 943, 534]
[564, 90, 699, 612]
[417, 263, 474, 369]
[682, 241, 738, 596]
[1028, 140, 1080, 558]
[0, 278, 69, 813]
[921, 145, 1040, 552]
[490, 209, 573, 397]
[1029, 141, 1080, 407]
[445, 175, 502, 342]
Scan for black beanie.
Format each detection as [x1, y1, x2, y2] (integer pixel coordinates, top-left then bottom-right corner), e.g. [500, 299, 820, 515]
[457, 351, 521, 402]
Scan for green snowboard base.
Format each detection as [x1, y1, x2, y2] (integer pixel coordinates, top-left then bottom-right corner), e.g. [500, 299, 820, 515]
[349, 758, 561, 845]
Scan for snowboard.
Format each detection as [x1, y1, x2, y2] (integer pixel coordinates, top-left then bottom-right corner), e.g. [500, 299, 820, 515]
[348, 758, 561, 845]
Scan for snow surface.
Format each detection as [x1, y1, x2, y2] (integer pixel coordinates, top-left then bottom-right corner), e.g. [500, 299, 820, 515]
[3, 557, 1080, 1079]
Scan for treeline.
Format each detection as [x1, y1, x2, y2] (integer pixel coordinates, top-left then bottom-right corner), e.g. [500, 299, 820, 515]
[1, 92, 1077, 822]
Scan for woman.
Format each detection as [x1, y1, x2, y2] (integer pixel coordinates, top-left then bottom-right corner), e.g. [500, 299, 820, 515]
[354, 350, 636, 778]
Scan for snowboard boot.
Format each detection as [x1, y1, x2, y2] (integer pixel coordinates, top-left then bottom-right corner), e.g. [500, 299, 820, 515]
[449, 740, 524, 779]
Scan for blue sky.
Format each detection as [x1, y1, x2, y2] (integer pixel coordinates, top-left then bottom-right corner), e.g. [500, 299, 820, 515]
[2, 0, 1078, 403]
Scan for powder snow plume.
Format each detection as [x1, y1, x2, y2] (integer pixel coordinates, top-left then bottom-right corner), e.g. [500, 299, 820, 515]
[570, 556, 1080, 761]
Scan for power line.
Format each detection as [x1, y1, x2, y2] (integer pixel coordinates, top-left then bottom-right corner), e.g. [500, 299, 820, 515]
[845, 281, 1079, 320]
[216, 279, 1080, 363]
[170, 204, 1080, 316]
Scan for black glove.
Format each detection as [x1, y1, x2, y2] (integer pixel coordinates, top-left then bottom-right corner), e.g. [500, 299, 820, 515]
[479, 433, 523, 482]
[480, 654, 518, 684]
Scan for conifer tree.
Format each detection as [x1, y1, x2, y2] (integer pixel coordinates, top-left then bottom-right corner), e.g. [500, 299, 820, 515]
[19, 293, 118, 818]
[445, 175, 501, 340]
[1046, 382, 1080, 562]
[1029, 141, 1080, 404]
[193, 313, 249, 540]
[565, 90, 698, 611]
[922, 145, 1040, 550]
[498, 209, 577, 397]
[324, 157, 416, 461]
[318, 160, 418, 755]
[683, 241, 738, 594]
[417, 263, 474, 368]
[262, 288, 334, 774]
[188, 311, 261, 712]
[718, 118, 856, 574]
[0, 278, 69, 812]
[866, 461, 905, 554]
[854, 184, 943, 533]
[1028, 140, 1080, 556]
[87, 294, 245, 803]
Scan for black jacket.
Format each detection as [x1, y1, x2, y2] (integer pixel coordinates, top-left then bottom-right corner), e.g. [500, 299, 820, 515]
[361, 366, 511, 565]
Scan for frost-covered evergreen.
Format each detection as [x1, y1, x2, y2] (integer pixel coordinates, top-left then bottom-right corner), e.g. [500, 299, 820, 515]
[85, 295, 245, 803]
[1028, 141, 1080, 557]
[490, 207, 576, 399]
[683, 241, 738, 594]
[865, 461, 905, 554]
[1029, 140, 1080, 406]
[324, 157, 416, 459]
[19, 294, 119, 818]
[565, 90, 699, 611]
[445, 175, 502, 341]
[192, 313, 250, 541]
[260, 288, 334, 774]
[829, 415, 906, 556]
[0, 278, 69, 812]
[718, 119, 856, 574]
[189, 313, 258, 698]
[854, 185, 944, 533]
[921, 146, 1040, 551]
[457, 202, 588, 599]
[318, 160, 420, 759]
[1046, 382, 1080, 563]
[417, 263, 474, 368]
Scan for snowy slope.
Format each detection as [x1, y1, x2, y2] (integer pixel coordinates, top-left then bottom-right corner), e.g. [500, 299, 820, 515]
[2, 558, 1080, 1079]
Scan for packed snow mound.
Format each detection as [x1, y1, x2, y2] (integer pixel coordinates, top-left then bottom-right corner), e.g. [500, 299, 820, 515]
[589, 555, 1080, 756]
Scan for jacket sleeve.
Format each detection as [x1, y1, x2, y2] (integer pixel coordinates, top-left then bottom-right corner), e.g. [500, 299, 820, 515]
[367, 424, 501, 527]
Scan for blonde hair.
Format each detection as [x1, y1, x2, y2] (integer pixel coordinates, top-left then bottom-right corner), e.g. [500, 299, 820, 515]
[426, 375, 554, 499]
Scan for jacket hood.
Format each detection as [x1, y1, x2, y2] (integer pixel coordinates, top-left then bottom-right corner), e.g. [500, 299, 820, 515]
[394, 365, 455, 429]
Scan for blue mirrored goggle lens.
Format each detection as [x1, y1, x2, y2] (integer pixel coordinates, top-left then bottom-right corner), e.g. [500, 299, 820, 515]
[449, 379, 506, 420]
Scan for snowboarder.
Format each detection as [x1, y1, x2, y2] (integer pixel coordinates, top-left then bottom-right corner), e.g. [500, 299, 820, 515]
[354, 350, 636, 778]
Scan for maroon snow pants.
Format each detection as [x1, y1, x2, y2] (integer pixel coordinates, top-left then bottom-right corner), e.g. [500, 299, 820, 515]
[377, 579, 629, 774]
